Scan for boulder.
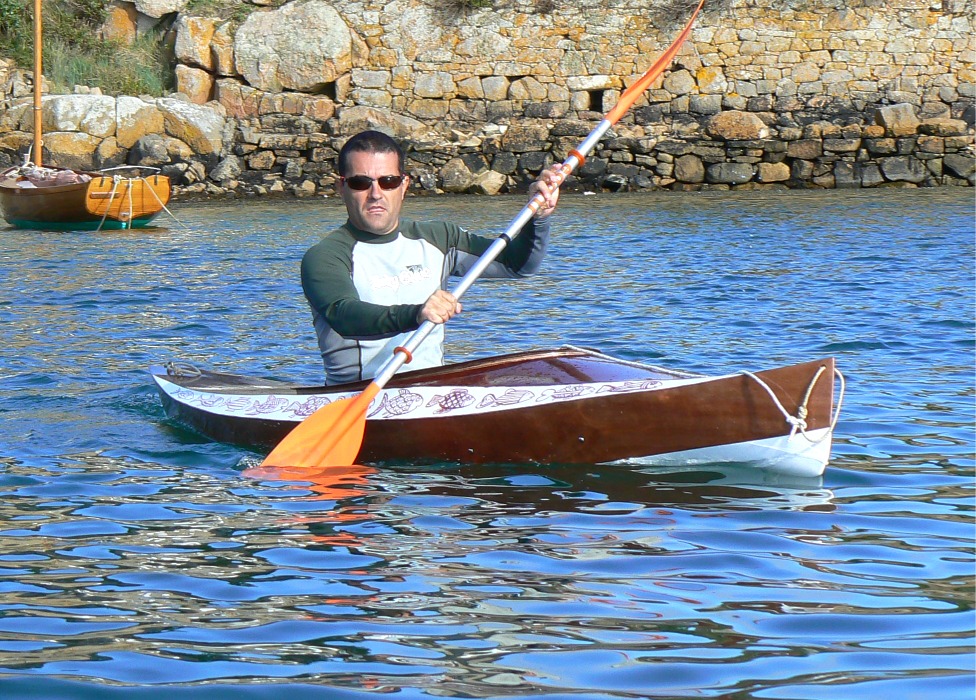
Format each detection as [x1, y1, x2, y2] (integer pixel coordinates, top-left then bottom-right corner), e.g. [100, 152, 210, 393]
[875, 104, 920, 137]
[175, 65, 215, 105]
[42, 132, 99, 170]
[235, 1, 353, 92]
[128, 132, 194, 167]
[918, 118, 970, 137]
[116, 96, 164, 149]
[175, 15, 218, 72]
[707, 162, 756, 185]
[44, 95, 117, 138]
[335, 106, 430, 141]
[156, 97, 226, 156]
[706, 110, 769, 140]
[211, 23, 237, 77]
[944, 153, 975, 181]
[673, 153, 704, 182]
[100, 2, 138, 45]
[879, 156, 928, 183]
[133, 0, 188, 19]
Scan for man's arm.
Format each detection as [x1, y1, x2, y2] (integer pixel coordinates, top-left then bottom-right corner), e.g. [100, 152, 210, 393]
[301, 236, 422, 339]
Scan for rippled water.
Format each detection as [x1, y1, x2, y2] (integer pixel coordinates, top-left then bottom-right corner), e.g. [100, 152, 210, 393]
[1, 187, 973, 699]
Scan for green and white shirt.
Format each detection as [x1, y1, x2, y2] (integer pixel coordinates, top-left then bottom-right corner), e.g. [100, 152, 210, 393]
[301, 216, 550, 384]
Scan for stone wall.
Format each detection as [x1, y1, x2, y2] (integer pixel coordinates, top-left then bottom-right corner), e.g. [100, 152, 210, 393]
[1, 0, 973, 195]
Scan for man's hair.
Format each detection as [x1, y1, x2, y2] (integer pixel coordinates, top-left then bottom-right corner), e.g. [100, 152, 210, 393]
[337, 130, 405, 176]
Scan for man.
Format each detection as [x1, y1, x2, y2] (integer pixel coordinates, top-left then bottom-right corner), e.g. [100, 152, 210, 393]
[302, 129, 563, 385]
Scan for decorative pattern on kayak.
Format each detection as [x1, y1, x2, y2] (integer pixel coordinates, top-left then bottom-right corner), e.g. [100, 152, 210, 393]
[160, 376, 696, 422]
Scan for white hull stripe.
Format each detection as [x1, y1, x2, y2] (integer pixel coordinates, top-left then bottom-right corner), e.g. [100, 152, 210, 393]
[155, 375, 719, 422]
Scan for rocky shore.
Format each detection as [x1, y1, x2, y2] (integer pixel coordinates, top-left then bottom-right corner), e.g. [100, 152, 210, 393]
[0, 0, 972, 198]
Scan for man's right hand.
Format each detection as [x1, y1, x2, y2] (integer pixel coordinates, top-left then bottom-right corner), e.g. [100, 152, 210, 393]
[417, 289, 462, 325]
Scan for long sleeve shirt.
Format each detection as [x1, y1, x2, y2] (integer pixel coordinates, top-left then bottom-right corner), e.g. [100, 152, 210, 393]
[301, 215, 550, 385]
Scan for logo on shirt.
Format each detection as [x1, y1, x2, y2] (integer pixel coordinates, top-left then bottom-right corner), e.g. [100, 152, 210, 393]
[370, 264, 432, 292]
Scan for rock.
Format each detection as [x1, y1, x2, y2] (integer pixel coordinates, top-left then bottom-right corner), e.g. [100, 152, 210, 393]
[673, 154, 705, 182]
[211, 23, 236, 77]
[875, 103, 920, 137]
[99, 2, 138, 45]
[469, 170, 507, 195]
[336, 106, 430, 141]
[246, 150, 276, 171]
[175, 15, 218, 72]
[44, 95, 117, 138]
[128, 132, 193, 167]
[42, 131, 100, 170]
[156, 97, 226, 156]
[918, 118, 970, 137]
[944, 153, 975, 181]
[757, 161, 790, 183]
[787, 139, 822, 159]
[210, 154, 242, 182]
[706, 162, 756, 185]
[235, 1, 353, 92]
[879, 156, 928, 183]
[133, 0, 188, 19]
[706, 110, 769, 140]
[95, 136, 126, 169]
[116, 96, 164, 149]
[175, 65, 214, 105]
[663, 70, 695, 96]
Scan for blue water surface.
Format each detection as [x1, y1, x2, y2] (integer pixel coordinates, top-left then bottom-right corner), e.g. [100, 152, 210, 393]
[0, 186, 973, 699]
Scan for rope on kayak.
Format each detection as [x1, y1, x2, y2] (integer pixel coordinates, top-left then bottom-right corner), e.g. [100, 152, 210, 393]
[741, 365, 846, 444]
[164, 361, 202, 378]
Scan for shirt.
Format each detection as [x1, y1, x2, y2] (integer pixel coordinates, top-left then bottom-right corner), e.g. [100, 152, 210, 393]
[301, 215, 550, 385]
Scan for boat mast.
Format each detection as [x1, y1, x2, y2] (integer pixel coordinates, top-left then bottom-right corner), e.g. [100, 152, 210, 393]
[32, 0, 42, 166]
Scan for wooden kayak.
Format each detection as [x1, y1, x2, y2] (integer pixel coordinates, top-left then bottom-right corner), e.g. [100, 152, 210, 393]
[150, 347, 843, 477]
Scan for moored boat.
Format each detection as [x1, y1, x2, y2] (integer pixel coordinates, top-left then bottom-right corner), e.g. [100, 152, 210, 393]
[0, 163, 171, 231]
[0, 0, 172, 232]
[150, 347, 843, 478]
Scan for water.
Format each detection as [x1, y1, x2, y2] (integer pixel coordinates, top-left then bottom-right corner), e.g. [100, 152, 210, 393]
[0, 187, 973, 699]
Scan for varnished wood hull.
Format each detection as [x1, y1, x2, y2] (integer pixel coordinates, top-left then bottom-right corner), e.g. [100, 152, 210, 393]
[150, 347, 841, 477]
[0, 171, 170, 231]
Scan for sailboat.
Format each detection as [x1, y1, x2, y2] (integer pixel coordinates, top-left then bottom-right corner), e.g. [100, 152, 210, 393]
[0, 0, 172, 231]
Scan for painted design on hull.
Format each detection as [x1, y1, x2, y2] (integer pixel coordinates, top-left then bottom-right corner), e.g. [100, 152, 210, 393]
[162, 376, 709, 423]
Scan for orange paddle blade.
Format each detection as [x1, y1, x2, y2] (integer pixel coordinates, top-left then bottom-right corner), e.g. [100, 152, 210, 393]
[259, 382, 381, 468]
[605, 0, 705, 125]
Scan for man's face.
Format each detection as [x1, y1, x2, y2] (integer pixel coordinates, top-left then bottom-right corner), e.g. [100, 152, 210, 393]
[338, 150, 409, 236]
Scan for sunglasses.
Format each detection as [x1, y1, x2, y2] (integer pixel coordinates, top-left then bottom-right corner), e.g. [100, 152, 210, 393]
[340, 174, 405, 191]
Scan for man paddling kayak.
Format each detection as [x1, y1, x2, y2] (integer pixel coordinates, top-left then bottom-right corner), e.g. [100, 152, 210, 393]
[301, 129, 563, 385]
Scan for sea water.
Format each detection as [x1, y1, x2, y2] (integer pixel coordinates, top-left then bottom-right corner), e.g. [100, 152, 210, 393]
[0, 187, 973, 698]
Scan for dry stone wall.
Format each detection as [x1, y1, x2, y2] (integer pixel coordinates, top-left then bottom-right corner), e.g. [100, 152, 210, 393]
[1, 0, 973, 195]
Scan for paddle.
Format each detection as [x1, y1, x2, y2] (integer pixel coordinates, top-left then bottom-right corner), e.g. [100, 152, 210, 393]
[260, 0, 706, 469]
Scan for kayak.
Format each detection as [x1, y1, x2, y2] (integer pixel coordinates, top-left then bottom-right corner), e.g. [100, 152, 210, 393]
[150, 346, 843, 478]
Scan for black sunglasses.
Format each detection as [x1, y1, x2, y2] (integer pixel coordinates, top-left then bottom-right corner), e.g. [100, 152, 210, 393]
[340, 174, 405, 191]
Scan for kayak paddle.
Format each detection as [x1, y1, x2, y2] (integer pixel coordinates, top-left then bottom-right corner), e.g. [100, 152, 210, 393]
[260, 0, 705, 469]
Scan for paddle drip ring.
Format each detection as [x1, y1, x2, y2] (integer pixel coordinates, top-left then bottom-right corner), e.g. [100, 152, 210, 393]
[394, 346, 413, 364]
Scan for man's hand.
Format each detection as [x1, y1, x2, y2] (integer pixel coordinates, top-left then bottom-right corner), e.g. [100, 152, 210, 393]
[529, 164, 565, 218]
[417, 289, 462, 325]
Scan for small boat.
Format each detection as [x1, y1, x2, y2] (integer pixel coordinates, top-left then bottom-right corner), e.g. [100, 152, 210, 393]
[150, 347, 844, 478]
[0, 163, 171, 231]
[0, 0, 171, 231]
